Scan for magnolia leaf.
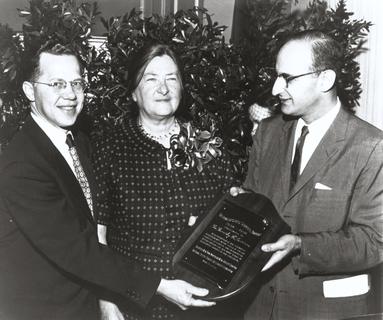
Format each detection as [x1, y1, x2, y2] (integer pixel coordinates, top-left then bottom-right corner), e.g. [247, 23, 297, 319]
[172, 37, 184, 43]
[198, 130, 211, 140]
[199, 142, 209, 153]
[18, 10, 31, 16]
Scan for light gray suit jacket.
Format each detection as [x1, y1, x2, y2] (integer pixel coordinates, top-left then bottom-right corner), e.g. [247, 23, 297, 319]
[244, 107, 383, 320]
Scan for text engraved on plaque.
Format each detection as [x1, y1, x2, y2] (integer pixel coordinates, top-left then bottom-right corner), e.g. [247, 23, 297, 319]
[181, 201, 270, 288]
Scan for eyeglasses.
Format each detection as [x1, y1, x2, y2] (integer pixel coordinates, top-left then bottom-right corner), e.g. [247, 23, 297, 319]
[259, 68, 326, 88]
[32, 79, 87, 93]
[278, 70, 326, 87]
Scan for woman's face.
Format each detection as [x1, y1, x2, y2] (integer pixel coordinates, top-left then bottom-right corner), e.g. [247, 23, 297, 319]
[133, 54, 182, 121]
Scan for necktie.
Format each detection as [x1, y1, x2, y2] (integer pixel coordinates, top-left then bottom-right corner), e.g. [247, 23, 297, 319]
[66, 133, 93, 215]
[290, 125, 309, 190]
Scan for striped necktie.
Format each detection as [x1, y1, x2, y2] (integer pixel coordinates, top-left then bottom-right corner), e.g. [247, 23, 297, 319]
[66, 133, 93, 215]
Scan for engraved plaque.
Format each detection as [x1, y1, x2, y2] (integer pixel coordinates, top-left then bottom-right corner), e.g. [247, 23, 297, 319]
[173, 192, 290, 301]
[181, 201, 270, 288]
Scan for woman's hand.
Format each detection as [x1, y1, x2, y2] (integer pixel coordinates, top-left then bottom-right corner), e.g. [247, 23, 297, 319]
[97, 224, 108, 245]
[229, 186, 247, 196]
[99, 299, 124, 320]
[156, 279, 216, 310]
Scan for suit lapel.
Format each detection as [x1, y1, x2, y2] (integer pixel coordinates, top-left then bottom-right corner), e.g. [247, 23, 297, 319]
[23, 117, 94, 224]
[287, 108, 349, 201]
[279, 119, 297, 202]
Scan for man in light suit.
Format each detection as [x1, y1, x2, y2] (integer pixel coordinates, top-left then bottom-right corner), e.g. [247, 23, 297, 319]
[0, 44, 214, 320]
[237, 31, 383, 319]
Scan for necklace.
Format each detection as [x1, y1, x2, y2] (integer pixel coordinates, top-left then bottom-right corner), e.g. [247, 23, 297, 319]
[138, 118, 179, 146]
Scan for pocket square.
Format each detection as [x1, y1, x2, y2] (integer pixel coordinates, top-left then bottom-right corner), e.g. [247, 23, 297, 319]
[314, 182, 332, 190]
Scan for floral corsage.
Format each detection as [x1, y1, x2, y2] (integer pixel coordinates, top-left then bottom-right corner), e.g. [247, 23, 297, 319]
[168, 122, 223, 172]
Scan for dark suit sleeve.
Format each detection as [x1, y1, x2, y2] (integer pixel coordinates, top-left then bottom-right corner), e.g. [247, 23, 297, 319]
[298, 139, 383, 275]
[0, 160, 161, 308]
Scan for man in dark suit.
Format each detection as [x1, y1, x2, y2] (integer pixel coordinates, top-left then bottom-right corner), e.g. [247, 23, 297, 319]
[0, 44, 214, 320]
[234, 31, 383, 319]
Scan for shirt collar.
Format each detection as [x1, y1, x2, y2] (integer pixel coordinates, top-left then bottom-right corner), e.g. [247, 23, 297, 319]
[297, 97, 341, 133]
[30, 112, 70, 146]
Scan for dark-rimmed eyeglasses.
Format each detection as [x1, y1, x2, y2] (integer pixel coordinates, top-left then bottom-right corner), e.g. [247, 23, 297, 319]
[259, 68, 326, 88]
[278, 70, 326, 87]
[32, 79, 87, 93]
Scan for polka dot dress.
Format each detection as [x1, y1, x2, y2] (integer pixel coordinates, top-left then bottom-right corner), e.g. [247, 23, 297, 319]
[92, 118, 235, 320]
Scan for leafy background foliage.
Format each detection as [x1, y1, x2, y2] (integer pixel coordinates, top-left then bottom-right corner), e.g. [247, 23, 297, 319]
[86, 8, 252, 180]
[0, 0, 372, 181]
[0, 0, 98, 148]
[236, 0, 372, 110]
[0, 24, 25, 145]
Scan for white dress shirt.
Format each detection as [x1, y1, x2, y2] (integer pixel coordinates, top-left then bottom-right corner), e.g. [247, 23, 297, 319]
[31, 112, 76, 175]
[292, 98, 341, 174]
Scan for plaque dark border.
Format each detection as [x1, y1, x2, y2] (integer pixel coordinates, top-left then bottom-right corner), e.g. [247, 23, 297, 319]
[172, 192, 290, 301]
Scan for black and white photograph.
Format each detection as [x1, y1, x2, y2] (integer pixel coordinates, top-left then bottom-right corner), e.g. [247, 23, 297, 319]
[0, 0, 382, 319]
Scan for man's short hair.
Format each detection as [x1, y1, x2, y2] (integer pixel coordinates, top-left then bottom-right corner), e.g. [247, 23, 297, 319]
[24, 43, 82, 81]
[283, 30, 344, 77]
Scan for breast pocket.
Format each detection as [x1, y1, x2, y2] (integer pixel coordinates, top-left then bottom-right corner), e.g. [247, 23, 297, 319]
[305, 189, 350, 231]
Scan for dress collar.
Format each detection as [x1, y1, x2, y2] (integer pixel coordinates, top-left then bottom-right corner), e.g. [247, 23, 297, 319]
[123, 118, 163, 154]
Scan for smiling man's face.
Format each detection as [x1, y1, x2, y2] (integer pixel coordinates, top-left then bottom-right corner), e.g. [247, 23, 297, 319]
[28, 52, 84, 128]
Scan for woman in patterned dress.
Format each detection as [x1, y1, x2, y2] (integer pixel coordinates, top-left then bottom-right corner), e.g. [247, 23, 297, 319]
[92, 43, 239, 320]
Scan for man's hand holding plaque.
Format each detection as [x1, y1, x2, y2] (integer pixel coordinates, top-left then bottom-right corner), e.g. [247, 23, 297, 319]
[230, 187, 301, 272]
[172, 190, 290, 301]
